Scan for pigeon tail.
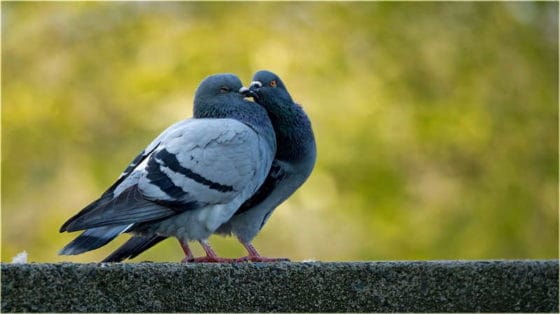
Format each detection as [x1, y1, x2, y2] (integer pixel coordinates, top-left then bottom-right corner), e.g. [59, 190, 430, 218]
[59, 225, 131, 255]
[62, 185, 178, 232]
[102, 235, 167, 262]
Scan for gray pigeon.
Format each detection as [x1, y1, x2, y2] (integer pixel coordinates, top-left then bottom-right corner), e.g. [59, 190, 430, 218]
[216, 70, 317, 262]
[59, 74, 276, 263]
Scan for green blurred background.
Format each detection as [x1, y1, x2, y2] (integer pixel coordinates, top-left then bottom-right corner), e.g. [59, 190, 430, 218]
[2, 2, 558, 263]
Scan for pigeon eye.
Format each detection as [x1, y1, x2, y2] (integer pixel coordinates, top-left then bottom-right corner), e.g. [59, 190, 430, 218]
[269, 80, 277, 88]
[219, 86, 230, 93]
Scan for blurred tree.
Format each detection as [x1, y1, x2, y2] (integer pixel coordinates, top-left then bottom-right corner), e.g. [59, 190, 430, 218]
[2, 2, 558, 262]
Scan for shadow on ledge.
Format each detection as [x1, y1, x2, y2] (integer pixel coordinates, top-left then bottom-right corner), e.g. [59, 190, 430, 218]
[1, 260, 558, 312]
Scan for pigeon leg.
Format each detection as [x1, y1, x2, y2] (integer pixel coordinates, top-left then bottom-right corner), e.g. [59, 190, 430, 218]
[188, 240, 236, 263]
[179, 239, 195, 263]
[236, 241, 290, 262]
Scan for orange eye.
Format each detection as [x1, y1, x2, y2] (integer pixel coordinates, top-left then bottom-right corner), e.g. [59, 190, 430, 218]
[269, 80, 277, 88]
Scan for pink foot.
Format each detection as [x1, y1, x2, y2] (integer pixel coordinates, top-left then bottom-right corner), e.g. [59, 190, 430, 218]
[234, 241, 290, 262]
[180, 239, 236, 263]
[179, 239, 194, 263]
[181, 256, 194, 263]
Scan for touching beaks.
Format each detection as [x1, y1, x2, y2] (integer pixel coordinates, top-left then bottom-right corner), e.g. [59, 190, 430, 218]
[240, 81, 263, 98]
[239, 86, 254, 97]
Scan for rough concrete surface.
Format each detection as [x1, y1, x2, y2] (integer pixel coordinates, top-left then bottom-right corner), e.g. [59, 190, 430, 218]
[1, 260, 558, 312]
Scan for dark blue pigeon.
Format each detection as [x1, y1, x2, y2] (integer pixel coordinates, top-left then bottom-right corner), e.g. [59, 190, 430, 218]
[59, 74, 276, 263]
[216, 70, 317, 262]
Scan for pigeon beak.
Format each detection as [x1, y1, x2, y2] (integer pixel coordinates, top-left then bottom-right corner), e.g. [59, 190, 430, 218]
[239, 86, 254, 97]
[240, 81, 262, 100]
[249, 81, 263, 89]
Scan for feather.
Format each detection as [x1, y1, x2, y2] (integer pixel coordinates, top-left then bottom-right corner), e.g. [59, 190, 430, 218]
[102, 235, 167, 262]
[59, 225, 132, 255]
[62, 186, 181, 232]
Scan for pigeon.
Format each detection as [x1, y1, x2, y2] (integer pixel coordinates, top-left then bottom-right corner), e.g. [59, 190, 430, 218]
[59, 73, 276, 263]
[215, 70, 317, 262]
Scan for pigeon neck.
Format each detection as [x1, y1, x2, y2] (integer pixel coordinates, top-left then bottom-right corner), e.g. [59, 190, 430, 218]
[270, 103, 315, 163]
[194, 98, 276, 152]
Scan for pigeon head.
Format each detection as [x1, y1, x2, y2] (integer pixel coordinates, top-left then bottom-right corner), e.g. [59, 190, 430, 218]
[251, 70, 288, 90]
[193, 73, 245, 117]
[240, 70, 294, 108]
[192, 73, 276, 152]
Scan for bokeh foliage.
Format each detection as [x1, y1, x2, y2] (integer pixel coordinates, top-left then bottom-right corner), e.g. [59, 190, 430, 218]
[2, 2, 558, 262]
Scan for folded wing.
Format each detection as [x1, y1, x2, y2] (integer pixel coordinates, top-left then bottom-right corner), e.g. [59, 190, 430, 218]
[60, 118, 273, 235]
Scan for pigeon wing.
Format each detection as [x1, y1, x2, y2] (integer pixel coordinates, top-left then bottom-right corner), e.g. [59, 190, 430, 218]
[63, 118, 273, 232]
[138, 118, 273, 206]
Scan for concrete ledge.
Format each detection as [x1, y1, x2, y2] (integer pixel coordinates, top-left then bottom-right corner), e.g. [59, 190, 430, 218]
[1, 260, 558, 312]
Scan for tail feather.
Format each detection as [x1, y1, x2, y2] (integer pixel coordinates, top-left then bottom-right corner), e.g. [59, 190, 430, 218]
[102, 235, 167, 262]
[61, 186, 178, 233]
[59, 196, 110, 232]
[59, 225, 130, 255]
